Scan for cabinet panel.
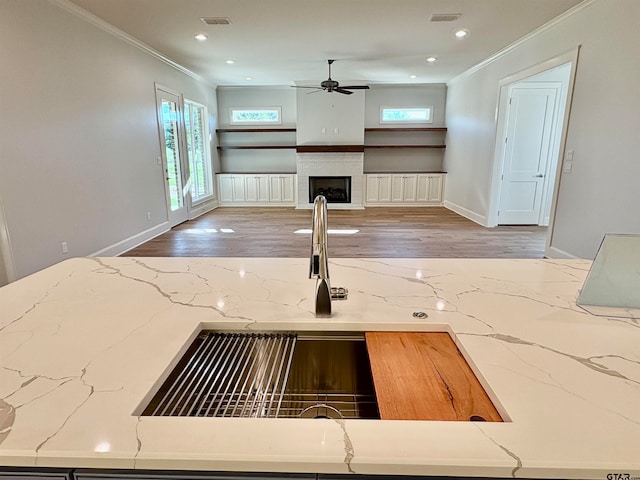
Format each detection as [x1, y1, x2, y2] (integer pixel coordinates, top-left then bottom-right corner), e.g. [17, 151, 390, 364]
[402, 175, 417, 202]
[218, 175, 235, 203]
[416, 175, 429, 202]
[365, 176, 380, 203]
[279, 175, 295, 203]
[390, 175, 404, 202]
[427, 174, 443, 202]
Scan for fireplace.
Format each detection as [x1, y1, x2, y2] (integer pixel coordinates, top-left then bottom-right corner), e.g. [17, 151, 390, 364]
[309, 176, 352, 203]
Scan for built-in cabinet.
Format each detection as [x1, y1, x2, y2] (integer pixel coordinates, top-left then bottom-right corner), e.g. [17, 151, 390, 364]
[365, 173, 444, 205]
[218, 174, 295, 205]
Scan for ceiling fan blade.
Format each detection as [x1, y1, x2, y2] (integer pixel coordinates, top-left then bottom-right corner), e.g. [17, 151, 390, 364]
[339, 85, 370, 90]
[334, 88, 354, 95]
[290, 85, 323, 89]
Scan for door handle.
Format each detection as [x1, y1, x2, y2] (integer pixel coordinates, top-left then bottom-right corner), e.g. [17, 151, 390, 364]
[534, 174, 544, 178]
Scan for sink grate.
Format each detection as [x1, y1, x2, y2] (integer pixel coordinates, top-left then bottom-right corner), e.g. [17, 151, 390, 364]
[145, 332, 297, 418]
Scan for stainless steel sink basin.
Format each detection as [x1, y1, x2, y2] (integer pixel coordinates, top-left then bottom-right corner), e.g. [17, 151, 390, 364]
[142, 331, 379, 419]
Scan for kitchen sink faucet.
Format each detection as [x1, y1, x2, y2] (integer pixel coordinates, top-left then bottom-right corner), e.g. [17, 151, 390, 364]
[310, 195, 331, 316]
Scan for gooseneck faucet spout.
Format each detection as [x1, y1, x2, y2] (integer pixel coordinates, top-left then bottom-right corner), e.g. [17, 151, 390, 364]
[310, 195, 331, 316]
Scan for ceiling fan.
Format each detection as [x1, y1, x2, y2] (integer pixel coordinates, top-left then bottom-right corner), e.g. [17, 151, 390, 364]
[292, 60, 370, 95]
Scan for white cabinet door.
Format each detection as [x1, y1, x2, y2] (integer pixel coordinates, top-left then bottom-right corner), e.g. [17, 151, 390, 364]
[365, 175, 381, 203]
[231, 175, 245, 202]
[218, 175, 234, 203]
[279, 175, 295, 203]
[426, 174, 444, 202]
[244, 175, 269, 202]
[378, 175, 392, 202]
[391, 175, 404, 202]
[416, 175, 429, 202]
[402, 175, 417, 202]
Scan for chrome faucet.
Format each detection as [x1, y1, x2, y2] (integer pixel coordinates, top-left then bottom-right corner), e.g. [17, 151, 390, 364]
[309, 195, 331, 316]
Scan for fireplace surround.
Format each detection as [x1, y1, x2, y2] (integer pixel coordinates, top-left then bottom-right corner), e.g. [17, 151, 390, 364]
[296, 152, 364, 209]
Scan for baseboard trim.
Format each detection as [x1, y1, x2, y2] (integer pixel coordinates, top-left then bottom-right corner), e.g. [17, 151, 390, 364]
[545, 245, 579, 259]
[363, 203, 444, 208]
[219, 202, 296, 208]
[190, 199, 219, 219]
[443, 201, 488, 226]
[90, 222, 170, 257]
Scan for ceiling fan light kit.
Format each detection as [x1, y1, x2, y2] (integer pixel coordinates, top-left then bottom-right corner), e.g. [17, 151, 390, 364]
[292, 59, 370, 95]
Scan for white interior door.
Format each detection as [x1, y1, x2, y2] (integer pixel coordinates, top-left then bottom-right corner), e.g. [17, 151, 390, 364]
[498, 85, 558, 225]
[156, 87, 190, 227]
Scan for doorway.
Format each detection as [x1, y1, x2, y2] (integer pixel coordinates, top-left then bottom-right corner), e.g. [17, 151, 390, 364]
[155, 86, 190, 227]
[488, 52, 577, 231]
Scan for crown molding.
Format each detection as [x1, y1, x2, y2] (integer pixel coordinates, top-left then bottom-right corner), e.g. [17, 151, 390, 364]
[448, 0, 598, 85]
[48, 0, 209, 85]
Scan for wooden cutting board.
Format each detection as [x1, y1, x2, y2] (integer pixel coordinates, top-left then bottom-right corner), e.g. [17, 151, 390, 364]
[365, 332, 502, 421]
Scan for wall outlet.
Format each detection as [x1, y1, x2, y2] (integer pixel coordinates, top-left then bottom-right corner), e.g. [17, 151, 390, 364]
[146, 212, 152, 220]
[61, 242, 69, 254]
[563, 161, 573, 173]
[156, 156, 162, 165]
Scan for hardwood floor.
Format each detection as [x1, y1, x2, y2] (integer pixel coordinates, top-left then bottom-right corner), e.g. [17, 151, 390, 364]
[123, 207, 547, 258]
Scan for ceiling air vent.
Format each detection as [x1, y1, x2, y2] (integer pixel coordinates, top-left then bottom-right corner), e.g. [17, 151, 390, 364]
[200, 17, 231, 25]
[430, 13, 462, 22]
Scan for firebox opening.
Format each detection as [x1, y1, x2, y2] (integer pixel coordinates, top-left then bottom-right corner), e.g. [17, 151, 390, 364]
[309, 176, 352, 204]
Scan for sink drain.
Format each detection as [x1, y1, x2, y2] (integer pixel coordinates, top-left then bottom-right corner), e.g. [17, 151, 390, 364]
[413, 311, 428, 319]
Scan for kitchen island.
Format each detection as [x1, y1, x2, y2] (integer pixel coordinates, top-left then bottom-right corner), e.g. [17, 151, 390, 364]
[0, 257, 639, 479]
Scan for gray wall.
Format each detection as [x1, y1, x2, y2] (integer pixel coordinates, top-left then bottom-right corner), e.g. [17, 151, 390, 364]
[444, 0, 640, 259]
[216, 87, 296, 173]
[0, 0, 216, 279]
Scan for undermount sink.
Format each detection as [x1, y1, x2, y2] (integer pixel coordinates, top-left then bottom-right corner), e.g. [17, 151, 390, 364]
[142, 331, 380, 419]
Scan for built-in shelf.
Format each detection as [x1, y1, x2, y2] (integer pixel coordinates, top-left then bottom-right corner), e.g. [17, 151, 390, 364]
[365, 127, 447, 132]
[216, 128, 297, 133]
[217, 145, 296, 150]
[365, 145, 446, 149]
[296, 145, 365, 153]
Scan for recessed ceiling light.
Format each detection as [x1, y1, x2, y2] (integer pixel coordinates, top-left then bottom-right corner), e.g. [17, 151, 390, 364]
[454, 29, 470, 39]
[225, 59, 235, 64]
[409, 74, 417, 79]
[426, 56, 437, 63]
[194, 33, 208, 41]
[245, 77, 253, 81]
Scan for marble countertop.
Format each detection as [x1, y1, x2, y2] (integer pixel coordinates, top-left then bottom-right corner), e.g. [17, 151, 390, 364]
[0, 257, 639, 478]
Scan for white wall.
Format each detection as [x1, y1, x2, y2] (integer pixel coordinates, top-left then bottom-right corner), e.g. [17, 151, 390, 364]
[444, 0, 640, 258]
[0, 0, 216, 279]
[296, 89, 365, 145]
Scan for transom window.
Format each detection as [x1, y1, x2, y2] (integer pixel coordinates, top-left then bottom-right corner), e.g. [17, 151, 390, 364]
[230, 107, 282, 125]
[380, 107, 432, 124]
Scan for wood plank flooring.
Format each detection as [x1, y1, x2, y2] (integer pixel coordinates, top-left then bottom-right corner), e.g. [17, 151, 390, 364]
[123, 207, 547, 258]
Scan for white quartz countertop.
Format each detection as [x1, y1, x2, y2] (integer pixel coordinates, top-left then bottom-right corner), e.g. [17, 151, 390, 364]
[1, 257, 639, 478]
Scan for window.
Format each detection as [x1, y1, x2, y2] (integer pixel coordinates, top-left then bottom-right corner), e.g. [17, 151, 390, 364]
[380, 107, 432, 124]
[230, 107, 282, 125]
[184, 100, 213, 203]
